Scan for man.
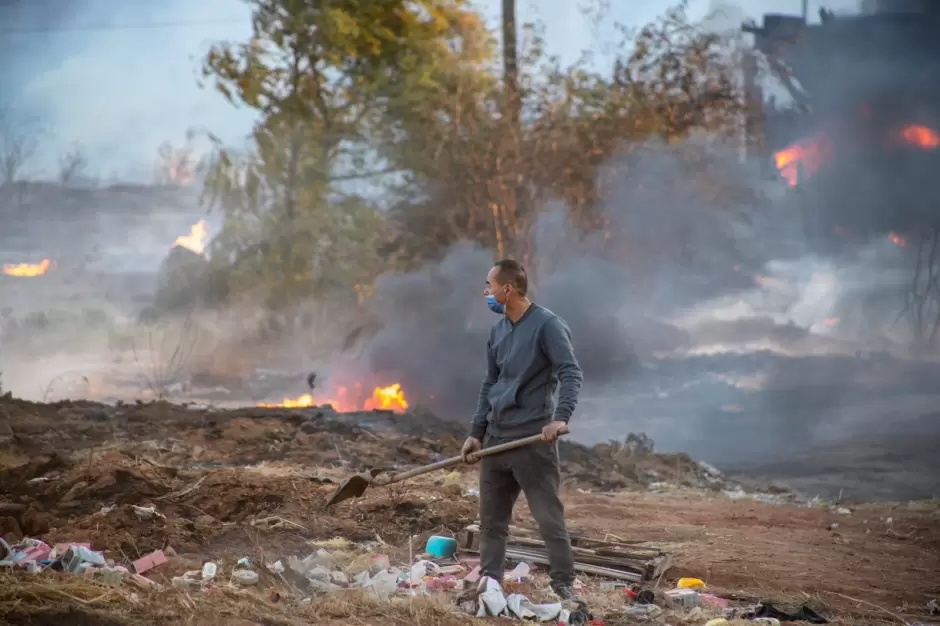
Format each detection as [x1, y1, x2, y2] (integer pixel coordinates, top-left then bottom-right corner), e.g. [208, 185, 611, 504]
[461, 258, 584, 604]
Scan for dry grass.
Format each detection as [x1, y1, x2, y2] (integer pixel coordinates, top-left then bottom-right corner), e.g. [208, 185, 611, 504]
[0, 572, 135, 608]
[308, 537, 357, 551]
[707, 584, 823, 608]
[0, 570, 478, 626]
[0, 564, 921, 626]
[571, 587, 627, 616]
[302, 589, 476, 625]
[129, 314, 201, 396]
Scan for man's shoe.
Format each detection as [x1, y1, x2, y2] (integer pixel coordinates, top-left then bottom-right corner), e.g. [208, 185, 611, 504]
[552, 584, 587, 607]
[551, 583, 582, 602]
[553, 584, 590, 625]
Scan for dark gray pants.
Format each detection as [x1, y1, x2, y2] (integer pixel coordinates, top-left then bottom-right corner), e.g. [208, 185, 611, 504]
[478, 435, 575, 589]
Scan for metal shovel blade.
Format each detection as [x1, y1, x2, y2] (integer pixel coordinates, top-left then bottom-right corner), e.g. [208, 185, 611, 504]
[324, 468, 385, 508]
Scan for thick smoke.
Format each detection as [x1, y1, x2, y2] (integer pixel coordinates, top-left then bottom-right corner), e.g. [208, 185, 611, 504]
[355, 133, 940, 478]
[358, 140, 761, 427]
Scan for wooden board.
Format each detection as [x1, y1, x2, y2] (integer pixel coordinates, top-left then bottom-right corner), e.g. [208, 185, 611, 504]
[456, 524, 672, 584]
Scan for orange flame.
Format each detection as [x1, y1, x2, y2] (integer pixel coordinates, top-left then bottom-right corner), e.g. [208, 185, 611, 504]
[889, 232, 907, 247]
[774, 134, 833, 187]
[899, 124, 940, 150]
[173, 220, 208, 255]
[364, 383, 408, 411]
[258, 383, 409, 413]
[823, 317, 840, 326]
[2, 259, 53, 277]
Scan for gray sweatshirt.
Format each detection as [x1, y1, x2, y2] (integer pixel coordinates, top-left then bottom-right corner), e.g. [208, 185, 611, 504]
[470, 304, 583, 440]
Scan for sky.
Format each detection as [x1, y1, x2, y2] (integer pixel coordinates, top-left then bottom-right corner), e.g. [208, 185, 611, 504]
[0, 0, 863, 180]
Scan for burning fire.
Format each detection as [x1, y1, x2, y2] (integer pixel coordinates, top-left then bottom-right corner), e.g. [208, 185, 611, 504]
[2, 258, 53, 277]
[173, 220, 208, 255]
[258, 383, 409, 412]
[899, 124, 940, 150]
[774, 134, 832, 188]
[775, 123, 940, 187]
[889, 232, 907, 247]
[823, 317, 840, 326]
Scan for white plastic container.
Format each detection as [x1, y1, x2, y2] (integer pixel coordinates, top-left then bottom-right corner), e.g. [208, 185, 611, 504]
[664, 588, 700, 609]
[201, 562, 217, 581]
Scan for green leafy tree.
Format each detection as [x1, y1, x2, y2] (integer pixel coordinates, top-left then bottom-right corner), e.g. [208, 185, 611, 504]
[200, 0, 749, 302]
[200, 0, 493, 308]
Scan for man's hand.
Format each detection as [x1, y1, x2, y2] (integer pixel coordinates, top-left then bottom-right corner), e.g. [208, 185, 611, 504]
[541, 420, 569, 443]
[462, 436, 483, 464]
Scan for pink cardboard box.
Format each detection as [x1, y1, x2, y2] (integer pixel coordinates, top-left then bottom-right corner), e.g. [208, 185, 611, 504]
[463, 565, 481, 583]
[133, 550, 168, 574]
[16, 543, 51, 563]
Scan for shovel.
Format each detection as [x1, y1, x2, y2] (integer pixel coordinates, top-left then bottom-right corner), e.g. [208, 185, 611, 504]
[325, 431, 566, 508]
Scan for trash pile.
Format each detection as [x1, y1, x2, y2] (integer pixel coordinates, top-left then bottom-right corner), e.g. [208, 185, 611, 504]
[0, 528, 588, 621]
[619, 577, 830, 625]
[0, 522, 864, 626]
[260, 535, 599, 624]
[459, 575, 576, 623]
[264, 539, 835, 626]
[0, 536, 169, 590]
[0, 534, 260, 593]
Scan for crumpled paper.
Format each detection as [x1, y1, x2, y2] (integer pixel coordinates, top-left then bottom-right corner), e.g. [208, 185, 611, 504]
[469, 576, 569, 623]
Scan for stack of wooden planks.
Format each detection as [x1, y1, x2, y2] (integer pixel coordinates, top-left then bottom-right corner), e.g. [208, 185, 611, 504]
[456, 524, 672, 583]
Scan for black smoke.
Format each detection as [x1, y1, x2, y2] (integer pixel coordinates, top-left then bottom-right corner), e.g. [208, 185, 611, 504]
[358, 140, 767, 422]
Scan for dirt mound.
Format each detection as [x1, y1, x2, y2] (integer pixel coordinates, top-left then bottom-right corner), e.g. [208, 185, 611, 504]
[2, 396, 737, 578]
[0, 396, 787, 566]
[0, 396, 936, 626]
[0, 396, 751, 497]
[0, 442, 476, 560]
[559, 440, 725, 492]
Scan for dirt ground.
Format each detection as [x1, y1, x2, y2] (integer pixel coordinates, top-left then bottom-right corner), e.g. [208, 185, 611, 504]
[0, 396, 938, 625]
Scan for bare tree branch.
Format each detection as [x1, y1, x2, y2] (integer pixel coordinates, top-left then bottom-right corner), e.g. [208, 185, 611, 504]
[58, 144, 88, 185]
[0, 108, 42, 185]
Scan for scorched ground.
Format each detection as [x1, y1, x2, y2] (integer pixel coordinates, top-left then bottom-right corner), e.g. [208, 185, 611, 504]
[0, 396, 937, 625]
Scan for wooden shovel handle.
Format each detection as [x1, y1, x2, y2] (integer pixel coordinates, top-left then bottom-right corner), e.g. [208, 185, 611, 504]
[372, 431, 566, 487]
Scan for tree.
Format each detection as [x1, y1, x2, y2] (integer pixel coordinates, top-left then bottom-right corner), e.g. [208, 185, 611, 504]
[199, 0, 493, 308]
[379, 3, 746, 270]
[0, 108, 41, 186]
[199, 0, 750, 309]
[58, 144, 88, 185]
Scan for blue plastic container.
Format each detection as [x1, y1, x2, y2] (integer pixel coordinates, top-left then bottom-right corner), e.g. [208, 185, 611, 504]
[425, 536, 457, 559]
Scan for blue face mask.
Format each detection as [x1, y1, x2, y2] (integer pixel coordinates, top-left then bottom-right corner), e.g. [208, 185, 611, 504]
[485, 294, 506, 315]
